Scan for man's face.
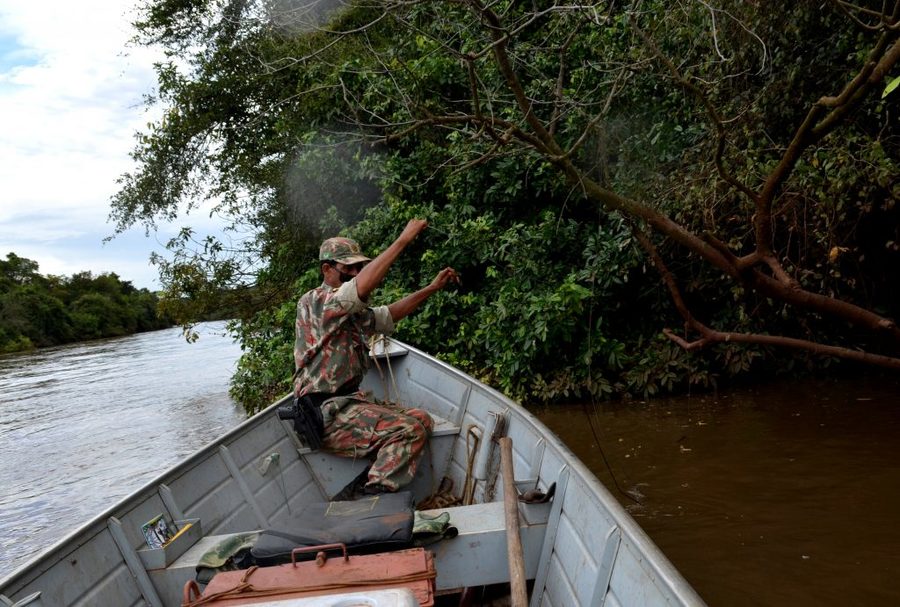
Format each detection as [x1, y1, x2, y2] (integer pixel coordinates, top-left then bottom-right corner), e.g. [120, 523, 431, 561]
[324, 260, 367, 285]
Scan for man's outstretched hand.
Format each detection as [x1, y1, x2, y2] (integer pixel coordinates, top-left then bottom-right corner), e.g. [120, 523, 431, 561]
[388, 267, 460, 322]
[430, 267, 461, 291]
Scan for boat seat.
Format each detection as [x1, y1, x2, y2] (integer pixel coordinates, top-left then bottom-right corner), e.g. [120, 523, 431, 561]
[426, 413, 461, 437]
[418, 500, 552, 591]
[296, 412, 459, 501]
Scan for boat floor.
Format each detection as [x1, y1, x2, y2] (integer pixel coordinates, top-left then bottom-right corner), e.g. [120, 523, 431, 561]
[433, 582, 523, 607]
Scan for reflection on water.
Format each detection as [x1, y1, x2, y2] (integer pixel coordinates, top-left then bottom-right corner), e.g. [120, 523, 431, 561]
[533, 375, 900, 607]
[0, 323, 246, 579]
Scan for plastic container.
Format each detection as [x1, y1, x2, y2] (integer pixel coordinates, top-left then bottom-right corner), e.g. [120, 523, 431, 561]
[137, 518, 202, 570]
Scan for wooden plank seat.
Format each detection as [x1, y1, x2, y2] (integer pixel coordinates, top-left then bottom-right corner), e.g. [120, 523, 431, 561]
[418, 500, 551, 592]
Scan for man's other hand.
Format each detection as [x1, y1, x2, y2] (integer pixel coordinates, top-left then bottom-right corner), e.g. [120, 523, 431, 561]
[430, 267, 461, 291]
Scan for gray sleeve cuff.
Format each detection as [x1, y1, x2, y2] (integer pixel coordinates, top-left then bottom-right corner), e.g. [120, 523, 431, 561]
[372, 305, 395, 334]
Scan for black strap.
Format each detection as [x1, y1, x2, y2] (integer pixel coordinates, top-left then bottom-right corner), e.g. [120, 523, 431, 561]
[304, 378, 361, 407]
[302, 393, 331, 409]
[292, 380, 361, 450]
[292, 395, 325, 450]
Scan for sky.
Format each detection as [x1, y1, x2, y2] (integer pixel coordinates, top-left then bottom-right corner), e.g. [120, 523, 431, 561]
[0, 1, 221, 290]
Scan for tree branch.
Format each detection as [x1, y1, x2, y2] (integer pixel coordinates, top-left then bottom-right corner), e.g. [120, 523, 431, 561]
[628, 17, 758, 203]
[756, 18, 899, 251]
[636, 221, 900, 370]
[467, 0, 563, 154]
[663, 328, 900, 370]
[549, 23, 582, 137]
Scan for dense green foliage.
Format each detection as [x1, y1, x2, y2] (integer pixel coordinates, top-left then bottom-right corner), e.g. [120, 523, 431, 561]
[0, 253, 171, 353]
[115, 1, 899, 413]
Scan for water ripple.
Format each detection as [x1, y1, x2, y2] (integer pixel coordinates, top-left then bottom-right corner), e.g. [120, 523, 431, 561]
[0, 322, 247, 579]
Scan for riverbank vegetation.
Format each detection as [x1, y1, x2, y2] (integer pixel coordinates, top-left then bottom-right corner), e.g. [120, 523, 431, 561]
[112, 1, 899, 414]
[0, 253, 171, 353]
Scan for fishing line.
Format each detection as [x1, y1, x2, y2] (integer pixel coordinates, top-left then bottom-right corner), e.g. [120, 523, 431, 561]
[433, 216, 637, 505]
[584, 224, 641, 506]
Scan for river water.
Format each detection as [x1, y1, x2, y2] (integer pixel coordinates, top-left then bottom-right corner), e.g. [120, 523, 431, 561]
[0, 322, 246, 580]
[535, 375, 900, 607]
[2, 328, 899, 606]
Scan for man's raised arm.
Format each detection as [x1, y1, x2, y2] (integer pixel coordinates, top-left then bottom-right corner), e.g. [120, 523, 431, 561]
[354, 219, 428, 301]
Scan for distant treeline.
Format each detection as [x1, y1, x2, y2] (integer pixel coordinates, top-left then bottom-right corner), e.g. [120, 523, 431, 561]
[0, 253, 172, 353]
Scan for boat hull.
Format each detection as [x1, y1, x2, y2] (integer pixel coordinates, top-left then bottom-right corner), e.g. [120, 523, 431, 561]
[0, 339, 705, 606]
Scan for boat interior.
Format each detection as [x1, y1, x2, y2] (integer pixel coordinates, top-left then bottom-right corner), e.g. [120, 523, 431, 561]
[0, 340, 701, 607]
[141, 343, 556, 605]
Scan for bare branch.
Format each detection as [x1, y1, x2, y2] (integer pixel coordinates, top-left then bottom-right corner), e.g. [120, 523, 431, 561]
[461, 0, 571, 156]
[637, 221, 900, 370]
[549, 23, 582, 137]
[830, 0, 900, 30]
[696, 0, 769, 73]
[632, 226, 704, 329]
[465, 58, 484, 123]
[453, 2, 604, 61]
[663, 327, 900, 370]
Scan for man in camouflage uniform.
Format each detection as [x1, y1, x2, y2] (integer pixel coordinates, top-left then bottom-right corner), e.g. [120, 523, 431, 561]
[294, 219, 459, 498]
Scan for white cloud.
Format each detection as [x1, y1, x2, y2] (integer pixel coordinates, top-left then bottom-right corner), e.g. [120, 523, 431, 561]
[0, 0, 222, 289]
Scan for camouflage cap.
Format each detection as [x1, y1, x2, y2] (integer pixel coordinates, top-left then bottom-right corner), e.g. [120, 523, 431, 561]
[319, 237, 371, 264]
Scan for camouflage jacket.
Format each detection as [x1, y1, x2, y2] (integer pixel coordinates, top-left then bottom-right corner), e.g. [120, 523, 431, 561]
[294, 278, 394, 397]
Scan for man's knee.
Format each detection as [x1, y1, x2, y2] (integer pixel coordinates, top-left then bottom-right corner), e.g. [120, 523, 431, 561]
[406, 408, 434, 433]
[390, 415, 429, 448]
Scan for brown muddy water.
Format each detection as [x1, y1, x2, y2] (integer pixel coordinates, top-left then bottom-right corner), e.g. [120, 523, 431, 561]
[532, 375, 900, 607]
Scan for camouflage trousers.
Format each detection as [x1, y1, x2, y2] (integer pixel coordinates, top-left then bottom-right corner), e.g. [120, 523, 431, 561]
[322, 396, 433, 491]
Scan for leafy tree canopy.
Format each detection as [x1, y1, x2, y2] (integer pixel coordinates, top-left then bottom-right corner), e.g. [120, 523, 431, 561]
[115, 0, 900, 413]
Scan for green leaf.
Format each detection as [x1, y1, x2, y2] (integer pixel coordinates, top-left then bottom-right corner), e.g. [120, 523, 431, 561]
[883, 75, 900, 99]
